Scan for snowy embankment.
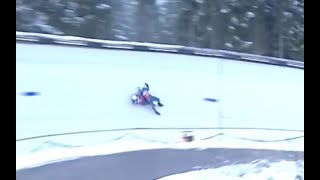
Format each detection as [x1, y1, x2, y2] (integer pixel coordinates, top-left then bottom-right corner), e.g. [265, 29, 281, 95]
[158, 160, 304, 180]
[16, 129, 304, 170]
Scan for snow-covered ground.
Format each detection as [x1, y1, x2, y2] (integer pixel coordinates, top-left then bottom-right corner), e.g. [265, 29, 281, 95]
[16, 128, 304, 169]
[159, 160, 304, 180]
[16, 43, 304, 176]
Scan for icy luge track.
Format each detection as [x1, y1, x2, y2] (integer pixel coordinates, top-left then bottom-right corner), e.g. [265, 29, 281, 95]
[17, 33, 303, 180]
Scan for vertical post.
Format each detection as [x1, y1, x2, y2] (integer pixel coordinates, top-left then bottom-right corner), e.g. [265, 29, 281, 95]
[217, 58, 223, 134]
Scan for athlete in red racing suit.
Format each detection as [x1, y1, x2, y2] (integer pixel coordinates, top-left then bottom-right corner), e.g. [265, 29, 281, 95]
[132, 83, 163, 115]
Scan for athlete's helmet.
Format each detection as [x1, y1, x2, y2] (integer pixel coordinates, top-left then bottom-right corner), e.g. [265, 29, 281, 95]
[131, 94, 138, 103]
